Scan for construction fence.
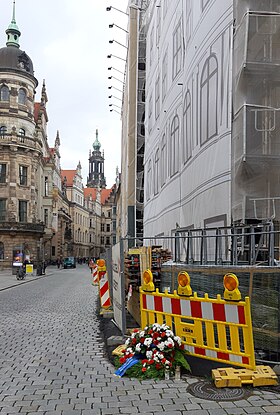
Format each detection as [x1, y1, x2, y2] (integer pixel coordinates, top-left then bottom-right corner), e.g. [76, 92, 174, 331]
[104, 230, 280, 365]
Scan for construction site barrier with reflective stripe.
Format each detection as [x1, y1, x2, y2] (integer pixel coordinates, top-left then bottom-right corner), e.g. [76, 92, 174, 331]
[140, 288, 256, 370]
[92, 264, 98, 285]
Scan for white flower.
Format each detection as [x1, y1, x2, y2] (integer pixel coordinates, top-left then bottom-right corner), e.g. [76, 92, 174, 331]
[165, 330, 174, 337]
[144, 338, 152, 346]
[125, 338, 130, 345]
[139, 331, 145, 337]
[158, 342, 165, 351]
[126, 347, 133, 353]
[135, 343, 141, 352]
[146, 350, 153, 359]
[165, 338, 174, 347]
[174, 336, 181, 345]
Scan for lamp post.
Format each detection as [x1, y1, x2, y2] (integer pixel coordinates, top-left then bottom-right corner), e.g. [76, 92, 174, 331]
[107, 54, 126, 62]
[108, 66, 124, 75]
[109, 39, 127, 49]
[106, 6, 128, 15]
[108, 75, 124, 84]
[108, 86, 123, 93]
[109, 23, 128, 33]
[108, 95, 122, 101]
[110, 109, 121, 115]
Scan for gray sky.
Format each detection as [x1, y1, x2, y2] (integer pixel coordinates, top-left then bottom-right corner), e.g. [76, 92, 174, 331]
[0, 0, 128, 186]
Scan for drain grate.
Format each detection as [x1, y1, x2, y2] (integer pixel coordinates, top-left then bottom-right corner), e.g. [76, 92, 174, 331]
[187, 380, 252, 401]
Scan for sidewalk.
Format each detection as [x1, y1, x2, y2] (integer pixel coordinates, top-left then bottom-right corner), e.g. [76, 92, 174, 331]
[0, 266, 55, 291]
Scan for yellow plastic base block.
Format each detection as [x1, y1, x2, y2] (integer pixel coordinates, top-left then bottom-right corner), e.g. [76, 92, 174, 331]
[212, 366, 279, 388]
[112, 344, 127, 356]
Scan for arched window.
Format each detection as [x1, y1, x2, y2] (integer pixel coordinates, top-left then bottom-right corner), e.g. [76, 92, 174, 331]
[183, 90, 192, 163]
[0, 242, 4, 260]
[18, 88, 27, 105]
[170, 115, 179, 176]
[200, 54, 218, 145]
[161, 133, 167, 187]
[154, 148, 159, 195]
[18, 128, 25, 142]
[0, 85, 9, 101]
[0, 126, 7, 138]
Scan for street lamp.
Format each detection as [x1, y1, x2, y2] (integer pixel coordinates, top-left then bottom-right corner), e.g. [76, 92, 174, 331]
[109, 23, 128, 33]
[108, 86, 123, 93]
[108, 75, 124, 84]
[108, 66, 124, 75]
[107, 54, 126, 62]
[109, 103, 122, 109]
[106, 6, 128, 15]
[108, 95, 122, 101]
[109, 39, 127, 48]
[110, 108, 122, 115]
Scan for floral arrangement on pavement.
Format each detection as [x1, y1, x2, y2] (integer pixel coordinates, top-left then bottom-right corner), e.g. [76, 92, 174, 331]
[114, 323, 190, 379]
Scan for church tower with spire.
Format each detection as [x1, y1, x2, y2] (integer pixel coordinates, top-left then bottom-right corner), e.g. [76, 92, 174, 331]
[87, 129, 106, 188]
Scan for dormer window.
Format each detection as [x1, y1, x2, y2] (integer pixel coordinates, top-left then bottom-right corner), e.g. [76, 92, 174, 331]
[18, 88, 26, 105]
[0, 85, 9, 102]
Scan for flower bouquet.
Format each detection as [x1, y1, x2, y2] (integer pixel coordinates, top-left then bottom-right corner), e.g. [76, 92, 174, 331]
[114, 323, 190, 379]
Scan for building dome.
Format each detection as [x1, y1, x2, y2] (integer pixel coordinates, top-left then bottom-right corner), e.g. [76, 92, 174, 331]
[0, 46, 34, 74]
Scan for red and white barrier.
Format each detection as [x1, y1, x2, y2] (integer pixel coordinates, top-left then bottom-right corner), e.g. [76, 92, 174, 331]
[92, 264, 98, 285]
[99, 271, 111, 309]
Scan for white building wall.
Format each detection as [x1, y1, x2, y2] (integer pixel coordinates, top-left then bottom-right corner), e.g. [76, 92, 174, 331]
[144, 0, 233, 238]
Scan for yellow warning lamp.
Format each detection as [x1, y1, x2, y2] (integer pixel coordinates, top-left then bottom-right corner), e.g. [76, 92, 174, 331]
[142, 269, 155, 292]
[177, 271, 192, 296]
[97, 258, 106, 272]
[223, 273, 241, 301]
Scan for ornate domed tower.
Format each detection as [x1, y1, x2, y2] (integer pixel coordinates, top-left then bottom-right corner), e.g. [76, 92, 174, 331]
[0, 1, 45, 268]
[87, 129, 106, 188]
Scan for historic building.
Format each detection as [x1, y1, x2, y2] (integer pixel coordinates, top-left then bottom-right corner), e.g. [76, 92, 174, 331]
[0, 5, 76, 269]
[87, 129, 106, 189]
[0, 5, 51, 269]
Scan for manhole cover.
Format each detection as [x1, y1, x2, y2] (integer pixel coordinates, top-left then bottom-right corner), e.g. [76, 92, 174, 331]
[187, 380, 252, 401]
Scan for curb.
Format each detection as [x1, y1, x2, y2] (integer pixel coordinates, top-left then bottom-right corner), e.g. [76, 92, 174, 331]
[0, 272, 54, 292]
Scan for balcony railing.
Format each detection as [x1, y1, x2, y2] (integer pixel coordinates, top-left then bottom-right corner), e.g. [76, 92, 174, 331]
[0, 221, 45, 233]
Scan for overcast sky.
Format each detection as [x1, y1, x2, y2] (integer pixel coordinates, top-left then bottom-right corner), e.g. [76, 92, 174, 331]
[0, 0, 128, 187]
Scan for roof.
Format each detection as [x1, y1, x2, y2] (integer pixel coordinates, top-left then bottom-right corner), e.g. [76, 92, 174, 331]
[0, 46, 34, 75]
[34, 102, 48, 123]
[84, 187, 114, 205]
[61, 170, 76, 186]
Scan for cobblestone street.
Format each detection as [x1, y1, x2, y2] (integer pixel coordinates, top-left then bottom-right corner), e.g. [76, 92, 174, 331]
[0, 266, 280, 415]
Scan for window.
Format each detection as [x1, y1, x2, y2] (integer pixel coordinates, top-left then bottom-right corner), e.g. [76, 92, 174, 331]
[44, 209, 48, 226]
[147, 159, 152, 201]
[44, 176, 49, 196]
[200, 54, 218, 144]
[170, 115, 179, 176]
[18, 128, 25, 142]
[0, 242, 4, 259]
[101, 223, 105, 232]
[19, 165, 27, 185]
[172, 20, 182, 79]
[0, 164, 6, 183]
[106, 237, 110, 245]
[52, 246, 56, 256]
[148, 94, 153, 133]
[183, 90, 192, 162]
[0, 126, 7, 138]
[0, 200, 6, 221]
[154, 148, 160, 195]
[108, 211, 111, 218]
[162, 50, 168, 102]
[18, 88, 26, 105]
[150, 25, 155, 67]
[106, 224, 110, 232]
[186, 1, 192, 46]
[161, 134, 167, 187]
[202, 0, 211, 11]
[156, 6, 161, 46]
[19, 200, 27, 222]
[0, 85, 9, 101]
[155, 75, 160, 120]
[101, 236, 104, 245]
